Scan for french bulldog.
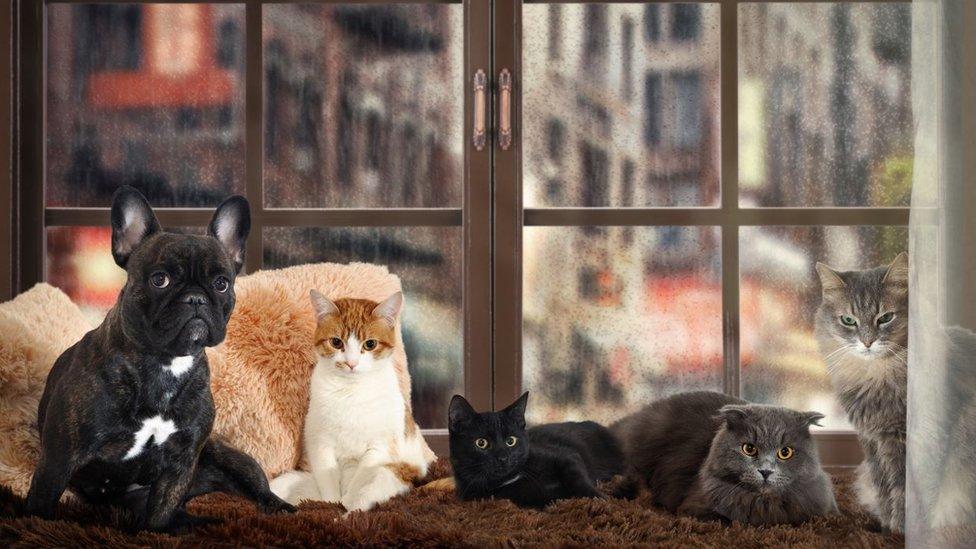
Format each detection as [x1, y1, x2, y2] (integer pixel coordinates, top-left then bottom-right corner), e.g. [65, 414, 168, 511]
[24, 186, 294, 531]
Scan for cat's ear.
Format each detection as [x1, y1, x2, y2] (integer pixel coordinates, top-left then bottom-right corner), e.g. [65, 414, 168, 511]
[815, 262, 846, 294]
[796, 410, 825, 428]
[717, 405, 750, 431]
[111, 186, 161, 268]
[372, 292, 403, 326]
[310, 289, 339, 320]
[448, 394, 476, 431]
[502, 392, 529, 429]
[882, 251, 909, 286]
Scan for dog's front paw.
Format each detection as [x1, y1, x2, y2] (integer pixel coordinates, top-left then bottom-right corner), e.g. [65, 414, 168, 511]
[259, 495, 297, 514]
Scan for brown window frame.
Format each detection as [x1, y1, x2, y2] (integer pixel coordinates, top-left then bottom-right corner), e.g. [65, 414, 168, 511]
[6, 0, 911, 467]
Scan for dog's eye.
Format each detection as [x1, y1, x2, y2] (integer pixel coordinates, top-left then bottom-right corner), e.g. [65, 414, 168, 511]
[475, 438, 489, 449]
[330, 338, 344, 349]
[150, 272, 170, 289]
[363, 339, 377, 351]
[212, 276, 230, 293]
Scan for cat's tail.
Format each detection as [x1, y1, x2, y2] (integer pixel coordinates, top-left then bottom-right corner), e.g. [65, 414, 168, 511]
[269, 470, 320, 506]
[607, 474, 641, 500]
[418, 477, 456, 492]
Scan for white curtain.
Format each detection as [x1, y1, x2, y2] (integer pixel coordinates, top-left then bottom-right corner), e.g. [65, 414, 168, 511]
[908, 0, 976, 546]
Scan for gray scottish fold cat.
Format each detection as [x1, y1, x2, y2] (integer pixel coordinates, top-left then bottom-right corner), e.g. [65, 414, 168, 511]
[815, 252, 908, 533]
[613, 391, 838, 525]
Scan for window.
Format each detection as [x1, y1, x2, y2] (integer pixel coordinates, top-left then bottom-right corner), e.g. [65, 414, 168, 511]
[672, 72, 702, 148]
[671, 4, 701, 42]
[644, 73, 662, 146]
[548, 5, 562, 61]
[644, 5, 661, 43]
[621, 18, 635, 100]
[583, 5, 609, 66]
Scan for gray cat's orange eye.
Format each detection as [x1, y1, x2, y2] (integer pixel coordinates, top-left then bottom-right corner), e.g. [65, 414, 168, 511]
[741, 443, 758, 457]
[506, 436, 518, 447]
[777, 447, 794, 460]
[330, 337, 344, 349]
[475, 438, 489, 449]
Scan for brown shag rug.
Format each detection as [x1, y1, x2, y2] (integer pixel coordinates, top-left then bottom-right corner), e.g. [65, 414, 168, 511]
[0, 460, 902, 548]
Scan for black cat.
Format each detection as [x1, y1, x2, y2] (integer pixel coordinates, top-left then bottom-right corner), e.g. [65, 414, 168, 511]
[448, 392, 624, 508]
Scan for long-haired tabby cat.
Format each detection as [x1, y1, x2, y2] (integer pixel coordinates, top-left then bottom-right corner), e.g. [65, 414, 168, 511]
[448, 392, 624, 508]
[815, 252, 907, 532]
[270, 291, 434, 511]
[612, 391, 837, 525]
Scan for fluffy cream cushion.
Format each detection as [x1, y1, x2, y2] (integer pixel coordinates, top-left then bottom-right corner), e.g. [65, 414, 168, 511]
[0, 262, 433, 496]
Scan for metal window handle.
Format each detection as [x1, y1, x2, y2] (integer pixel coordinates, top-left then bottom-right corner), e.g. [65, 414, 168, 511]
[498, 69, 512, 151]
[473, 69, 487, 151]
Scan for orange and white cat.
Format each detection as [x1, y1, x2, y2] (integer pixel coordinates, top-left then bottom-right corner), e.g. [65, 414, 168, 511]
[269, 290, 433, 511]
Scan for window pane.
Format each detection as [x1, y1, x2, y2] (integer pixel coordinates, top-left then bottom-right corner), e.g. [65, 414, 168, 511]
[738, 3, 913, 207]
[263, 5, 463, 208]
[263, 227, 462, 429]
[523, 226, 722, 424]
[523, 4, 721, 208]
[46, 4, 245, 207]
[46, 226, 204, 322]
[740, 226, 908, 429]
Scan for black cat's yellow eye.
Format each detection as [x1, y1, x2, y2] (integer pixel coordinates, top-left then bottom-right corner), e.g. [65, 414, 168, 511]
[330, 337, 344, 349]
[505, 436, 518, 447]
[741, 443, 758, 457]
[475, 438, 489, 449]
[839, 315, 858, 327]
[150, 272, 170, 289]
[877, 312, 896, 325]
[363, 339, 378, 351]
[777, 446, 795, 460]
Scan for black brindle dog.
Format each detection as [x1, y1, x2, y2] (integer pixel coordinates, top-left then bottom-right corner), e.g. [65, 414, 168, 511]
[25, 186, 293, 531]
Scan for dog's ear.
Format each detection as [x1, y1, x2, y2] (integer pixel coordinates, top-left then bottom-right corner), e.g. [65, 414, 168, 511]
[111, 186, 161, 268]
[208, 196, 251, 273]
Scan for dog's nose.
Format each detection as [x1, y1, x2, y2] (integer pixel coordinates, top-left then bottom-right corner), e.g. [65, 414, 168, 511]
[758, 469, 774, 480]
[180, 292, 208, 306]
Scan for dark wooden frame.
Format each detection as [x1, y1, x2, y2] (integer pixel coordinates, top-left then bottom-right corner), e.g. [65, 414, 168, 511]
[7, 0, 911, 466]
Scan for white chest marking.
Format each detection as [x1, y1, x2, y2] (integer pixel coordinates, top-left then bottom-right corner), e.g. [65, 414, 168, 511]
[164, 356, 195, 378]
[124, 415, 178, 460]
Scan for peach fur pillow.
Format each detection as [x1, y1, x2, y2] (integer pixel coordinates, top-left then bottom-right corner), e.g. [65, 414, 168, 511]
[0, 284, 94, 496]
[0, 262, 434, 496]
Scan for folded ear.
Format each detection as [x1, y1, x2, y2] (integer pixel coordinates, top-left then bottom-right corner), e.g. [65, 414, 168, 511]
[372, 292, 403, 326]
[717, 405, 751, 431]
[797, 410, 826, 428]
[309, 289, 339, 321]
[110, 186, 161, 268]
[208, 195, 251, 273]
[882, 251, 909, 285]
[815, 262, 846, 294]
[502, 392, 529, 430]
[448, 394, 477, 431]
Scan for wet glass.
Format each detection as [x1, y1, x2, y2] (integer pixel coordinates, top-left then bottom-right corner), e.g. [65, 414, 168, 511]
[523, 226, 722, 424]
[738, 3, 913, 207]
[522, 3, 721, 208]
[739, 225, 908, 429]
[263, 4, 464, 208]
[263, 227, 462, 429]
[46, 4, 246, 207]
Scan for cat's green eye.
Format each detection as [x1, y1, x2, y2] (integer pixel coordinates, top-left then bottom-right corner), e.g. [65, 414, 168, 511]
[877, 312, 896, 325]
[363, 339, 378, 351]
[475, 438, 489, 449]
[506, 436, 518, 447]
[839, 315, 858, 327]
[777, 446, 794, 460]
[741, 443, 758, 457]
[329, 337, 344, 349]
